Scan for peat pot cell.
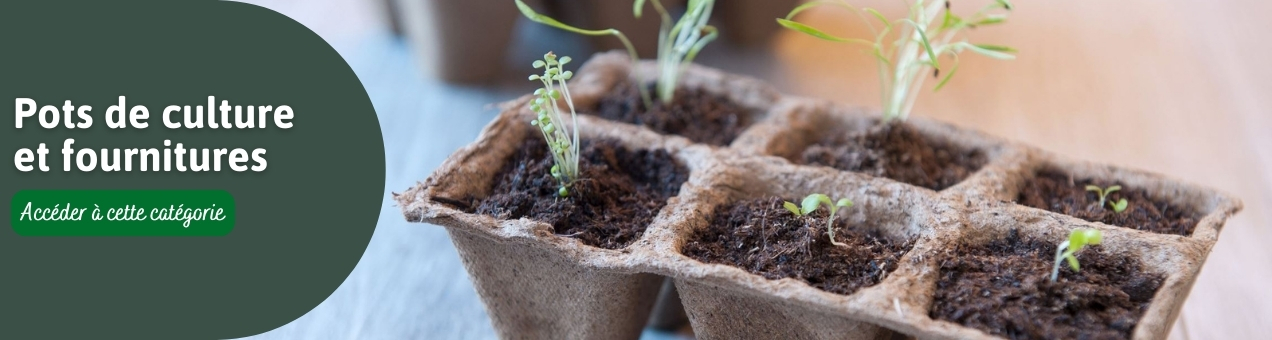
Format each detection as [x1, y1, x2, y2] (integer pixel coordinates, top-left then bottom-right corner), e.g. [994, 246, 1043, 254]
[798, 121, 987, 191]
[1016, 168, 1202, 236]
[682, 197, 916, 296]
[469, 135, 689, 250]
[588, 83, 756, 147]
[930, 229, 1164, 340]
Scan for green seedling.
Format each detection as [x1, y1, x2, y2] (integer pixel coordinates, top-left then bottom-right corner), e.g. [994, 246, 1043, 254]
[1050, 228, 1103, 282]
[514, 0, 718, 106]
[1085, 185, 1127, 213]
[784, 194, 854, 247]
[635, 0, 719, 103]
[528, 52, 581, 197]
[779, 0, 1016, 122]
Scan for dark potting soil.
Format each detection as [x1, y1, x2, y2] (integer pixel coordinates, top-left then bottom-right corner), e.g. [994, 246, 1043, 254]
[1016, 169, 1200, 236]
[801, 122, 986, 191]
[682, 197, 914, 295]
[469, 136, 689, 250]
[930, 229, 1163, 340]
[590, 84, 753, 146]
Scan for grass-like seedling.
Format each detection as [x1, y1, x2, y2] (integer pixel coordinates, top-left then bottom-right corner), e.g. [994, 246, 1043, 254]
[784, 194, 854, 247]
[779, 0, 1016, 122]
[1050, 228, 1103, 282]
[1085, 185, 1128, 213]
[528, 52, 581, 197]
[513, 0, 717, 107]
[635, 0, 719, 103]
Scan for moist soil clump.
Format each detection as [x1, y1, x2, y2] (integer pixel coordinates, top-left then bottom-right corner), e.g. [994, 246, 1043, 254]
[930, 229, 1163, 340]
[801, 122, 986, 191]
[1016, 169, 1200, 236]
[591, 84, 753, 146]
[682, 197, 913, 295]
[469, 136, 688, 249]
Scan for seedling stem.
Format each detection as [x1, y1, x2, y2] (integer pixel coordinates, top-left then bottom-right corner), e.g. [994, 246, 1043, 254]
[1050, 228, 1103, 282]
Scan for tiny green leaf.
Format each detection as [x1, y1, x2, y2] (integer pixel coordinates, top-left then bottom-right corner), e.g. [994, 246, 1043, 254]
[1083, 229, 1104, 245]
[784, 0, 846, 20]
[941, 10, 962, 30]
[905, 20, 940, 68]
[1069, 231, 1087, 251]
[783, 201, 802, 216]
[682, 25, 720, 66]
[836, 198, 853, 208]
[1111, 198, 1128, 213]
[974, 15, 1006, 26]
[995, 0, 1014, 10]
[1085, 185, 1102, 193]
[633, 0, 647, 18]
[558, 186, 569, 197]
[515, 0, 615, 36]
[967, 44, 1017, 59]
[933, 61, 960, 91]
[802, 194, 827, 215]
[864, 8, 891, 30]
[777, 19, 873, 45]
[1105, 185, 1122, 195]
[1065, 254, 1080, 271]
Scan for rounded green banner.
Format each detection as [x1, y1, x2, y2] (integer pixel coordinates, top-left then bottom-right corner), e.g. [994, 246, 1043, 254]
[11, 190, 235, 236]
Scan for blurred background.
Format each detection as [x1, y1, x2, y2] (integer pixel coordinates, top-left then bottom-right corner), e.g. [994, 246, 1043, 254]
[237, 0, 1271, 338]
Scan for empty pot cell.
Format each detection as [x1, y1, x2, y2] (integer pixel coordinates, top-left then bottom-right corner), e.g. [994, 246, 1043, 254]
[930, 228, 1165, 339]
[469, 134, 689, 249]
[587, 83, 758, 147]
[682, 196, 918, 296]
[1015, 168, 1202, 236]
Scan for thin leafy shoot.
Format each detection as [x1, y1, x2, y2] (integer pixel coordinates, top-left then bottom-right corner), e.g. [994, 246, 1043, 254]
[778, 0, 1016, 122]
[637, 0, 719, 103]
[514, 0, 652, 108]
[784, 194, 855, 247]
[1085, 185, 1128, 213]
[1050, 228, 1104, 282]
[528, 52, 580, 197]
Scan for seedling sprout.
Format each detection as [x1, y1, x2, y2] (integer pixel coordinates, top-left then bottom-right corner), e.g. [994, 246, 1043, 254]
[779, 0, 1016, 121]
[635, 0, 719, 103]
[1050, 228, 1103, 282]
[784, 194, 854, 247]
[528, 52, 581, 197]
[1085, 185, 1128, 213]
[514, 0, 718, 107]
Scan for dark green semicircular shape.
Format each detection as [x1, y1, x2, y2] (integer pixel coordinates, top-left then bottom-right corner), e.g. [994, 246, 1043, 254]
[0, 0, 384, 338]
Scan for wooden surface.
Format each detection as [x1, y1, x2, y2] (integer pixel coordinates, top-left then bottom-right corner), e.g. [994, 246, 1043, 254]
[239, 0, 1269, 339]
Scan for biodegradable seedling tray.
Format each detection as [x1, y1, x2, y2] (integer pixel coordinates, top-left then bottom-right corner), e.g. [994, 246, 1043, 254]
[395, 52, 1242, 339]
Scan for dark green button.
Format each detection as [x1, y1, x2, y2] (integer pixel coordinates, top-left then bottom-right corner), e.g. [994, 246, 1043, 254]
[11, 190, 235, 236]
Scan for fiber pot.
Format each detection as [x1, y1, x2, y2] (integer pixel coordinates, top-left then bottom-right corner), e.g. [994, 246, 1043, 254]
[394, 0, 520, 83]
[396, 52, 1242, 339]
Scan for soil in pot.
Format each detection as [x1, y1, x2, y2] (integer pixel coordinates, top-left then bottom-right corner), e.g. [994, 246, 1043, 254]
[1015, 168, 1201, 236]
[468, 136, 689, 249]
[682, 197, 914, 295]
[930, 229, 1164, 340]
[799, 122, 987, 191]
[589, 83, 754, 147]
